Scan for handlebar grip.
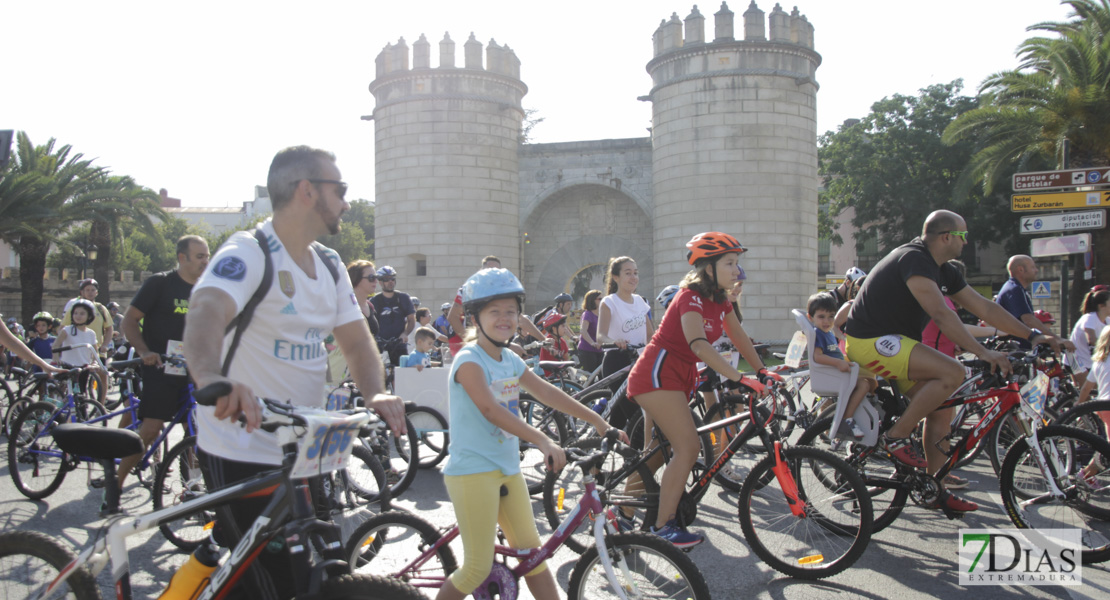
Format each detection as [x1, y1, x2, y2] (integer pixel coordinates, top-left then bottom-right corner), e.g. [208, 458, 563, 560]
[194, 381, 233, 406]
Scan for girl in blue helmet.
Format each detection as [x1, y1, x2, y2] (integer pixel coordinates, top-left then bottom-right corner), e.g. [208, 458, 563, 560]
[437, 268, 628, 600]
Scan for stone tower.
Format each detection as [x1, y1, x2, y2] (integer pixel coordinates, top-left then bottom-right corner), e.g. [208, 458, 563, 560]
[646, 2, 821, 340]
[369, 33, 527, 306]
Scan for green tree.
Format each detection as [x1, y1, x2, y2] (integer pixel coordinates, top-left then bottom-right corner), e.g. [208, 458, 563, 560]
[0, 132, 103, 324]
[819, 81, 1021, 267]
[943, 0, 1110, 317]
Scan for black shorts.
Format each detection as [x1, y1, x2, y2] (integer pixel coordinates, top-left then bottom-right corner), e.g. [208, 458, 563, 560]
[138, 366, 190, 421]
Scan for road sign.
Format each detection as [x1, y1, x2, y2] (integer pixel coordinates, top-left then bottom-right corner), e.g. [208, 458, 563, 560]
[1011, 190, 1110, 212]
[1031, 281, 1052, 298]
[1030, 233, 1091, 257]
[1019, 210, 1105, 234]
[1013, 167, 1110, 190]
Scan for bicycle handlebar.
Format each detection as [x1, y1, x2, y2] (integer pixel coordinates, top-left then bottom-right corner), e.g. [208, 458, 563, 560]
[193, 381, 384, 435]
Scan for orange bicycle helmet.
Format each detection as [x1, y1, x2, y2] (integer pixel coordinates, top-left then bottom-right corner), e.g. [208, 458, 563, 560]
[685, 232, 746, 265]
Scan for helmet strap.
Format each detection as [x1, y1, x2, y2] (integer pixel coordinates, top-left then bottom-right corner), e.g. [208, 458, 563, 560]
[476, 320, 512, 349]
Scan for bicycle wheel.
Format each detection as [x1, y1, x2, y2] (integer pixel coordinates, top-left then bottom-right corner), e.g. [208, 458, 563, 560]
[999, 425, 1110, 564]
[75, 398, 107, 426]
[565, 388, 612, 441]
[518, 394, 568, 495]
[344, 511, 457, 584]
[364, 417, 418, 500]
[703, 399, 762, 492]
[406, 406, 448, 469]
[3, 396, 35, 438]
[567, 531, 711, 600]
[318, 573, 425, 600]
[795, 415, 908, 533]
[8, 401, 69, 499]
[0, 530, 101, 600]
[1056, 400, 1110, 442]
[989, 406, 1058, 475]
[152, 436, 212, 552]
[739, 445, 873, 579]
[342, 444, 388, 504]
[542, 436, 660, 554]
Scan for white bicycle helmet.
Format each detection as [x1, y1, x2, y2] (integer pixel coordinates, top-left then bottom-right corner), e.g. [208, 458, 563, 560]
[656, 285, 681, 309]
[845, 267, 867, 282]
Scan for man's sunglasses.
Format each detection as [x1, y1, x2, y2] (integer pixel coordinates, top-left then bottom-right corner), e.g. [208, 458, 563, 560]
[940, 230, 969, 242]
[378, 277, 396, 282]
[306, 178, 348, 199]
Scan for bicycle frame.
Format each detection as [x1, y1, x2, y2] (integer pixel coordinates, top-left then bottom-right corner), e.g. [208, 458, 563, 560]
[380, 475, 635, 600]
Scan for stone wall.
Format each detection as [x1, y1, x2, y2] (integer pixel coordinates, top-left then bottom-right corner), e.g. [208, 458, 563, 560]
[0, 268, 149, 322]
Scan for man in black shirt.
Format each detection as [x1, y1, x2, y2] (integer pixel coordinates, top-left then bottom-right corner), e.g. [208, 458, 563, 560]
[844, 210, 1065, 512]
[370, 265, 415, 366]
[116, 235, 210, 488]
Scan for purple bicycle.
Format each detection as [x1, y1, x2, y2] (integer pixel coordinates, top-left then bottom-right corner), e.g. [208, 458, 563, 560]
[342, 431, 711, 599]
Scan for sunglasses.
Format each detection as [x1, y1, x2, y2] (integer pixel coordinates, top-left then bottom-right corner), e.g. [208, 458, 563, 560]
[941, 230, 969, 242]
[306, 178, 348, 200]
[378, 277, 396, 282]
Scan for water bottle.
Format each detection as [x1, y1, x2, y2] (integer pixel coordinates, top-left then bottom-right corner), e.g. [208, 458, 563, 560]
[159, 543, 220, 600]
[591, 397, 609, 414]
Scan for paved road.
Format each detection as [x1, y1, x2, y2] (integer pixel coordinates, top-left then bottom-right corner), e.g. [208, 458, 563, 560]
[3, 399, 1109, 599]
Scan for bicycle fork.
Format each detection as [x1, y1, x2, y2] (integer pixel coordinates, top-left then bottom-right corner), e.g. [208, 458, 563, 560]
[770, 441, 806, 518]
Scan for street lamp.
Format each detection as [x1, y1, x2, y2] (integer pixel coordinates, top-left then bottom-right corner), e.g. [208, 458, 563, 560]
[80, 244, 98, 281]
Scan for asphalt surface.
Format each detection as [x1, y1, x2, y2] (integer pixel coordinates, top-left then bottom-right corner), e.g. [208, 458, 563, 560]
[3, 386, 1110, 599]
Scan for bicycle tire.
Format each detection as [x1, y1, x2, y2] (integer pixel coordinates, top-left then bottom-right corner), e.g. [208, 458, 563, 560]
[703, 399, 763, 492]
[998, 425, 1110, 564]
[3, 396, 35, 438]
[8, 401, 69, 499]
[795, 414, 908, 533]
[738, 445, 873, 579]
[0, 378, 14, 423]
[318, 573, 425, 600]
[406, 405, 449, 469]
[518, 394, 569, 495]
[152, 436, 212, 552]
[1055, 400, 1110, 442]
[0, 529, 101, 600]
[344, 510, 457, 583]
[75, 398, 108, 426]
[541, 436, 660, 554]
[363, 416, 418, 500]
[566, 531, 711, 600]
[343, 444, 388, 504]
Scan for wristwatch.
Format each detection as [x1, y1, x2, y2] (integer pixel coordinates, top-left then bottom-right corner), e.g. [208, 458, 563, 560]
[1027, 328, 1043, 343]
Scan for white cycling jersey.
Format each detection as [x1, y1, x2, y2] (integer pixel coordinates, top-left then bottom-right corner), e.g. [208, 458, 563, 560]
[192, 219, 363, 465]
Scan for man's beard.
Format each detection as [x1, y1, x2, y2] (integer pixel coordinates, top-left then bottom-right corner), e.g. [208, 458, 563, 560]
[314, 196, 342, 235]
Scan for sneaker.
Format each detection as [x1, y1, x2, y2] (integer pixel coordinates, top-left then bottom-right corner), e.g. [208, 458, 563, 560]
[926, 490, 978, 513]
[89, 477, 105, 489]
[881, 434, 928, 469]
[838, 418, 864, 439]
[942, 473, 969, 490]
[606, 509, 636, 533]
[650, 520, 704, 549]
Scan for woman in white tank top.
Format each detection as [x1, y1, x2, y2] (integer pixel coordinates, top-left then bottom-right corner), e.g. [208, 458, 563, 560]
[596, 256, 654, 428]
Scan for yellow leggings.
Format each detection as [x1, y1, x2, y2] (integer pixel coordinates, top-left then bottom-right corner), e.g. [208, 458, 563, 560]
[443, 470, 547, 594]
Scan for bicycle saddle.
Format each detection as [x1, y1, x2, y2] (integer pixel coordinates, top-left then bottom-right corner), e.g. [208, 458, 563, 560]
[52, 423, 143, 460]
[538, 361, 575, 371]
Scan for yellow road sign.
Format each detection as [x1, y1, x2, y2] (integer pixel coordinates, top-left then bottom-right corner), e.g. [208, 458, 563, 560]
[1011, 190, 1110, 212]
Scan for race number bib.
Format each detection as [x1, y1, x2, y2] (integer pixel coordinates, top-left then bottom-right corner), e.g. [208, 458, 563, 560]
[1019, 372, 1050, 417]
[490, 376, 521, 440]
[289, 408, 367, 479]
[785, 331, 807, 368]
[165, 340, 186, 376]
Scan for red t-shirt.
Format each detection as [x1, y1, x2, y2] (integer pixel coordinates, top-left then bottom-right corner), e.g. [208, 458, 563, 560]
[539, 336, 569, 375]
[650, 288, 733, 363]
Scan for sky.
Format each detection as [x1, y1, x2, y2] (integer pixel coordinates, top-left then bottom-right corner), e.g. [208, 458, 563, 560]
[5, 0, 1076, 208]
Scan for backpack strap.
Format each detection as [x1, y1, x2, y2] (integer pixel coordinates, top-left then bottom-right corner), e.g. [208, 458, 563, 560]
[221, 228, 273, 377]
[311, 242, 340, 284]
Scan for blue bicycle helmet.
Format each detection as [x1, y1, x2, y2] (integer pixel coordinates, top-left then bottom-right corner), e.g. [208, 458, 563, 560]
[376, 265, 397, 278]
[411, 296, 420, 308]
[656, 285, 680, 309]
[462, 269, 526, 315]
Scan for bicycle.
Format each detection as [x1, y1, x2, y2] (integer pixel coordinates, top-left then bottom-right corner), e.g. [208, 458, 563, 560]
[543, 392, 874, 579]
[8, 352, 196, 501]
[0, 382, 424, 600]
[343, 429, 712, 599]
[329, 379, 418, 501]
[795, 347, 1110, 563]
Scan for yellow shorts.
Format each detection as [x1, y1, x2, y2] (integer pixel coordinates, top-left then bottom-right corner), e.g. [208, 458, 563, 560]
[844, 334, 919, 395]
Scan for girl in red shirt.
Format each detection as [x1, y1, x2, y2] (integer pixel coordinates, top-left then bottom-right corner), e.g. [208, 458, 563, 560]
[627, 232, 770, 547]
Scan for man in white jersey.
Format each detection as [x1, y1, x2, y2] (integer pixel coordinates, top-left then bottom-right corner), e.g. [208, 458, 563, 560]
[184, 145, 404, 599]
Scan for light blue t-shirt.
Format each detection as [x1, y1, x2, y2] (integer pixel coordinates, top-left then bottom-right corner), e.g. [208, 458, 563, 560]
[443, 344, 527, 476]
[400, 350, 430, 368]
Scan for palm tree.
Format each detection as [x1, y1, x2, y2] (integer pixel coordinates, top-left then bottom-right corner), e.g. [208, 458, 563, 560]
[0, 132, 103, 324]
[943, 0, 1110, 320]
[65, 174, 167, 302]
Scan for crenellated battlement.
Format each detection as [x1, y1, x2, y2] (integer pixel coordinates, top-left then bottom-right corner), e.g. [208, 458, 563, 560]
[375, 32, 521, 79]
[653, 2, 815, 56]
